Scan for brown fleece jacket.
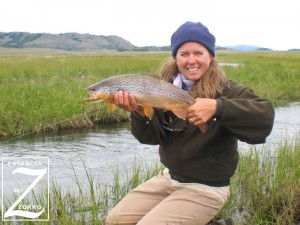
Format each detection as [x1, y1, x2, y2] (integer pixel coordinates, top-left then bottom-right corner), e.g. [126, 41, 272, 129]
[130, 80, 275, 184]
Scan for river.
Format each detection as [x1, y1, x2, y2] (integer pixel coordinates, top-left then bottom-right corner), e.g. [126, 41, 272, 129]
[1, 103, 300, 190]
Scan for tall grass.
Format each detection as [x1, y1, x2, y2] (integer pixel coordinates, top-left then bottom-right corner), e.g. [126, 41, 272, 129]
[1, 137, 299, 224]
[218, 136, 300, 224]
[1, 51, 300, 137]
[1, 159, 164, 224]
[217, 51, 300, 105]
[0, 53, 168, 137]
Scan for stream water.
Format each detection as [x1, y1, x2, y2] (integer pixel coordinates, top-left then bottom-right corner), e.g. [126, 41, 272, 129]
[1, 103, 300, 190]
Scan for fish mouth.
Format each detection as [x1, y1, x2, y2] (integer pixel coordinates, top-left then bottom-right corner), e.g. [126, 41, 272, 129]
[84, 90, 109, 103]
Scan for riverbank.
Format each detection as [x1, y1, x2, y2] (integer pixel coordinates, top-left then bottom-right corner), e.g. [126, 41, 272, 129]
[1, 51, 300, 138]
[1, 136, 299, 224]
[221, 136, 300, 224]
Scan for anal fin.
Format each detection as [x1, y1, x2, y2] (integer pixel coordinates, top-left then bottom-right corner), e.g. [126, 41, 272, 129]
[143, 105, 154, 119]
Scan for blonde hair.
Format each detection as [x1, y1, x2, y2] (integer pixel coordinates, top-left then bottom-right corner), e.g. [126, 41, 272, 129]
[160, 57, 228, 99]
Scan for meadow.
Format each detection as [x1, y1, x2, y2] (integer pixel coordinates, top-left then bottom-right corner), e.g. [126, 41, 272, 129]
[0, 49, 300, 224]
[0, 50, 300, 138]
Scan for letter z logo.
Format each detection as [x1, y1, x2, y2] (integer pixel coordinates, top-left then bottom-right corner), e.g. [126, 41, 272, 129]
[4, 167, 46, 219]
[2, 157, 49, 222]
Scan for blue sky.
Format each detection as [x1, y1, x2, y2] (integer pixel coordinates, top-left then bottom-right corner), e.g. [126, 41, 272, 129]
[1, 0, 299, 50]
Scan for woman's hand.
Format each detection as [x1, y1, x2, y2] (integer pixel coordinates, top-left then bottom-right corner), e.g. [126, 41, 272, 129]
[187, 98, 217, 127]
[113, 90, 145, 116]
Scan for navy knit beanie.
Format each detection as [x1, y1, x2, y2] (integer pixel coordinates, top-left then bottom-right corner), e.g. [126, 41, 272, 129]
[171, 21, 216, 58]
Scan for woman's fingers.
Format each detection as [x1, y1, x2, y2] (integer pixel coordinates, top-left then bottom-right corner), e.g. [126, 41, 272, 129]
[114, 90, 137, 112]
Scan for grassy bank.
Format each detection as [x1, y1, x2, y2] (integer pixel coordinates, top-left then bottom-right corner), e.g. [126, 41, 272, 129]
[1, 50, 300, 138]
[217, 51, 300, 104]
[219, 136, 300, 224]
[0, 52, 167, 138]
[1, 136, 299, 224]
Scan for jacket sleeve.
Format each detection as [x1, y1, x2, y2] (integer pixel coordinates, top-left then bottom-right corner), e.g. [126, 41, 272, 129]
[130, 110, 166, 145]
[218, 81, 275, 144]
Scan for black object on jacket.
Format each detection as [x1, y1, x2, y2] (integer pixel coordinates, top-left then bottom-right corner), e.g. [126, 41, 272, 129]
[130, 80, 275, 186]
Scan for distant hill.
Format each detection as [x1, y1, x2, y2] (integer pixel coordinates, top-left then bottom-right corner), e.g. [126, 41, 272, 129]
[0, 32, 277, 52]
[225, 44, 264, 51]
[0, 32, 170, 52]
[288, 48, 300, 51]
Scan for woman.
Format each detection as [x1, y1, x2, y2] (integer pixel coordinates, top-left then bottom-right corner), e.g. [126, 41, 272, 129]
[106, 21, 275, 225]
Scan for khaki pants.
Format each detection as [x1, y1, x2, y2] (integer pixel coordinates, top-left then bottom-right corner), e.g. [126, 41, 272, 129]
[106, 169, 230, 225]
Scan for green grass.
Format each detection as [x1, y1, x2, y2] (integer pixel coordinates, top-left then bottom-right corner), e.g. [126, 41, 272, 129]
[1, 137, 299, 224]
[218, 136, 300, 224]
[0, 50, 300, 138]
[0, 53, 167, 137]
[217, 51, 300, 105]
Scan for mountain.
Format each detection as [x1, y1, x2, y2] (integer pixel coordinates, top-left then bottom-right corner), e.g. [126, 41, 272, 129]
[0, 32, 170, 52]
[0, 32, 274, 52]
[225, 44, 264, 51]
[288, 48, 300, 51]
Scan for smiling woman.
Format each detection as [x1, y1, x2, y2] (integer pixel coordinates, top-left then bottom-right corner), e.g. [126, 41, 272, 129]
[105, 21, 275, 225]
[175, 42, 212, 81]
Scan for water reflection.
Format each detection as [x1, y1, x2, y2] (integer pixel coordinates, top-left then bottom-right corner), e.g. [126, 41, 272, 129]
[1, 103, 299, 188]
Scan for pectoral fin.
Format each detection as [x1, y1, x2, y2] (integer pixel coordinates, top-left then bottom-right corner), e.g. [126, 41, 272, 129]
[108, 103, 117, 112]
[143, 105, 154, 120]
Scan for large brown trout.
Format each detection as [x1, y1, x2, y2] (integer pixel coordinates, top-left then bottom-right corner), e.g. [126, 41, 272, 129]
[85, 74, 206, 132]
